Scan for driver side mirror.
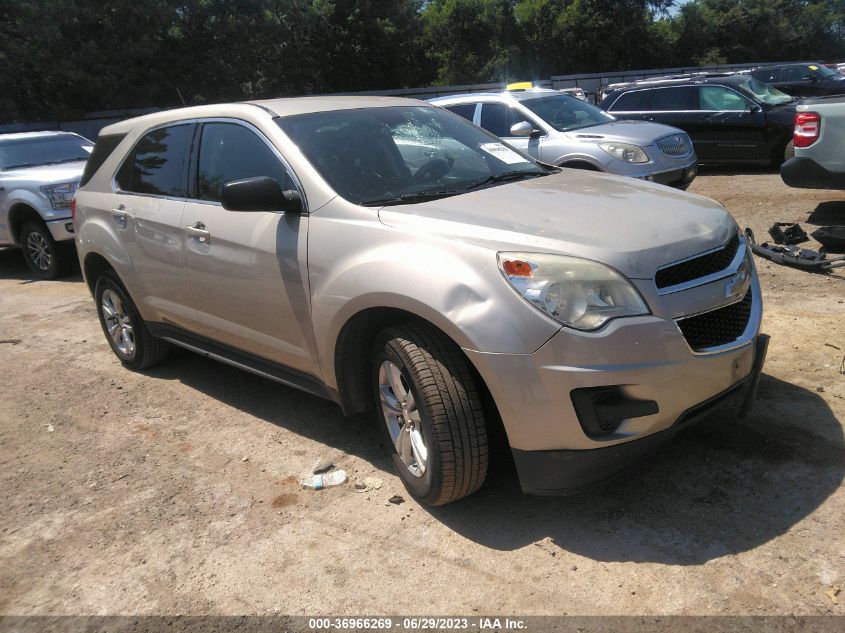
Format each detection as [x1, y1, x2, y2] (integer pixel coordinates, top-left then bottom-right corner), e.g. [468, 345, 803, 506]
[221, 176, 303, 214]
[748, 104, 762, 113]
[509, 121, 539, 137]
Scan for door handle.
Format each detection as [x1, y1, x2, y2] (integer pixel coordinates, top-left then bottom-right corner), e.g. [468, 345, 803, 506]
[185, 221, 210, 243]
[112, 205, 128, 229]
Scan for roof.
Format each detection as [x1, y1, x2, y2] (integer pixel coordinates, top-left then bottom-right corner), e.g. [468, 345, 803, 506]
[0, 130, 82, 141]
[603, 73, 753, 94]
[100, 95, 428, 136]
[429, 88, 560, 104]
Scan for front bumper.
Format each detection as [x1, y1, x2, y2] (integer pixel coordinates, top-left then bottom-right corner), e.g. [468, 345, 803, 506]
[512, 334, 769, 494]
[46, 216, 75, 242]
[649, 163, 698, 189]
[464, 273, 765, 494]
[780, 156, 845, 190]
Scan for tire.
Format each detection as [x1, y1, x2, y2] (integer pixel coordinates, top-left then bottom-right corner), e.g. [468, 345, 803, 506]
[372, 322, 488, 506]
[784, 140, 795, 162]
[94, 271, 170, 370]
[19, 221, 75, 279]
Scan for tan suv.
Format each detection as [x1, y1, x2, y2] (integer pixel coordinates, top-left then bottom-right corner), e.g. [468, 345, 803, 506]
[74, 97, 768, 506]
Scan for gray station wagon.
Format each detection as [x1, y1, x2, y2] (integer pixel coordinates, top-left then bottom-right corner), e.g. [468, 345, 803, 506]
[73, 96, 767, 506]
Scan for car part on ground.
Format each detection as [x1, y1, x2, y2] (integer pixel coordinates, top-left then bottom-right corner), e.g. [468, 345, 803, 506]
[768, 222, 809, 246]
[811, 226, 845, 251]
[780, 95, 845, 190]
[746, 228, 845, 271]
[0, 131, 93, 278]
[74, 96, 766, 505]
[599, 73, 796, 165]
[429, 88, 697, 188]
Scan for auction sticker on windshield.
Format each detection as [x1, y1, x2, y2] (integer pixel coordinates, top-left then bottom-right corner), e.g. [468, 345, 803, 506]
[479, 142, 531, 165]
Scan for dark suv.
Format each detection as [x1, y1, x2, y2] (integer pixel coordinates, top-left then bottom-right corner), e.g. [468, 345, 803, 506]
[599, 74, 797, 164]
[752, 63, 845, 98]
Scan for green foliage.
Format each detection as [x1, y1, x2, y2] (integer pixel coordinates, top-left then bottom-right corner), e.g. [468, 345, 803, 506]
[1, 0, 844, 123]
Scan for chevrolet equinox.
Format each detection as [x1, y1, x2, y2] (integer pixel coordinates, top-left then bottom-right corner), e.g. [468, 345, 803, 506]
[74, 97, 768, 506]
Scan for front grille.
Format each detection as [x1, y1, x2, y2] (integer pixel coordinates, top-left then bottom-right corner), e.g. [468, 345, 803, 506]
[676, 289, 753, 352]
[657, 134, 692, 156]
[656, 233, 740, 289]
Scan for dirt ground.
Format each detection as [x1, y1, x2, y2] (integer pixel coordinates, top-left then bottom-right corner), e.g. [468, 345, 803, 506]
[1, 169, 844, 617]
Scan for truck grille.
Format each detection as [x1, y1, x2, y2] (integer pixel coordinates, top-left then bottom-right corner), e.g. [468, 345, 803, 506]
[676, 289, 753, 352]
[656, 233, 741, 289]
[657, 134, 692, 157]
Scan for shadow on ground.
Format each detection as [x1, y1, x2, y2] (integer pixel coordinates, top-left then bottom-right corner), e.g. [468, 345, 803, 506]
[697, 164, 779, 177]
[146, 351, 844, 565]
[0, 246, 82, 283]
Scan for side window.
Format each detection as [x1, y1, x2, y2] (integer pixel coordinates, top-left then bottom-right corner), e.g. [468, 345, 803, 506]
[445, 104, 476, 122]
[609, 90, 652, 111]
[651, 87, 698, 111]
[197, 122, 292, 202]
[116, 124, 192, 196]
[754, 68, 781, 83]
[782, 66, 810, 82]
[479, 103, 530, 137]
[699, 86, 748, 111]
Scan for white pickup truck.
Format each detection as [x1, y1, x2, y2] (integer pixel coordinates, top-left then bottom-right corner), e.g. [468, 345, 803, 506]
[780, 94, 845, 190]
[0, 131, 93, 278]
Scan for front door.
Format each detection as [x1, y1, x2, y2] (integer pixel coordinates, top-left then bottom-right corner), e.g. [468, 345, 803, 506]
[182, 120, 319, 377]
[477, 102, 543, 159]
[691, 86, 767, 160]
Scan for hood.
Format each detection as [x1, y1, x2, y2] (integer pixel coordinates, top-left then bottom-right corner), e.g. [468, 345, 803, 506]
[563, 120, 683, 146]
[378, 170, 736, 280]
[0, 161, 86, 184]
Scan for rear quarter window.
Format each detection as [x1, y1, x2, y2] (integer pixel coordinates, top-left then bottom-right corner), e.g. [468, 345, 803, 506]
[609, 90, 652, 111]
[80, 133, 126, 187]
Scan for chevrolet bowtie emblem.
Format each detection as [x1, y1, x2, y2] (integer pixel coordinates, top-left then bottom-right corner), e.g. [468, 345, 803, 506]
[725, 256, 751, 300]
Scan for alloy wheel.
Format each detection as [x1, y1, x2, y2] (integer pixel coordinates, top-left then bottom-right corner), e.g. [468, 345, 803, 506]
[378, 360, 427, 477]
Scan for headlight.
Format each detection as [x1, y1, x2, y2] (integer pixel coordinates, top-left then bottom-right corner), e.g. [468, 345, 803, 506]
[40, 182, 78, 210]
[498, 252, 650, 331]
[598, 142, 649, 164]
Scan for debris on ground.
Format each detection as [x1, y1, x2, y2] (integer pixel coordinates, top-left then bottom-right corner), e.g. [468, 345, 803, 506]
[45, 424, 54, 433]
[310, 458, 334, 474]
[300, 470, 347, 490]
[388, 495, 405, 505]
[533, 537, 558, 557]
[825, 586, 841, 605]
[354, 476, 384, 493]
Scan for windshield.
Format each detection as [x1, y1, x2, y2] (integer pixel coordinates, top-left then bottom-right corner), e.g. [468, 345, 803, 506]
[736, 77, 794, 105]
[814, 64, 840, 78]
[276, 106, 550, 205]
[0, 134, 93, 170]
[519, 94, 615, 132]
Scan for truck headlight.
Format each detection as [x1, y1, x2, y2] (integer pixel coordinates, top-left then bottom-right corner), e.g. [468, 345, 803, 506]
[598, 142, 649, 164]
[498, 252, 650, 331]
[40, 182, 78, 210]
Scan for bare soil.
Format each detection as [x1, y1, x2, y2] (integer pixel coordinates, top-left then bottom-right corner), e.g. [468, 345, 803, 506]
[0, 169, 843, 616]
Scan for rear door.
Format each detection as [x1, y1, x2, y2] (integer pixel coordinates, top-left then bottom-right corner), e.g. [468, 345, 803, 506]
[777, 66, 813, 96]
[112, 122, 198, 329]
[181, 119, 318, 376]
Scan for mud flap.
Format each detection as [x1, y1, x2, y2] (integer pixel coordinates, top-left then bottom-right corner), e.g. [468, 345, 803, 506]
[739, 333, 770, 419]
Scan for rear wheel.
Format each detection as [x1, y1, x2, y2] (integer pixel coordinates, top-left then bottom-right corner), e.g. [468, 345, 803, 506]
[19, 221, 74, 279]
[372, 322, 488, 506]
[95, 271, 170, 370]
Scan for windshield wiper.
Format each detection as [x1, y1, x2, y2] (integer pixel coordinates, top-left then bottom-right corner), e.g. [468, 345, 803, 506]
[361, 190, 464, 207]
[5, 162, 43, 169]
[43, 157, 88, 165]
[463, 170, 548, 191]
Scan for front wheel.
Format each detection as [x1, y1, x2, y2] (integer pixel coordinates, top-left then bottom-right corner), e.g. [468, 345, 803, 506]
[372, 322, 488, 506]
[19, 221, 74, 279]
